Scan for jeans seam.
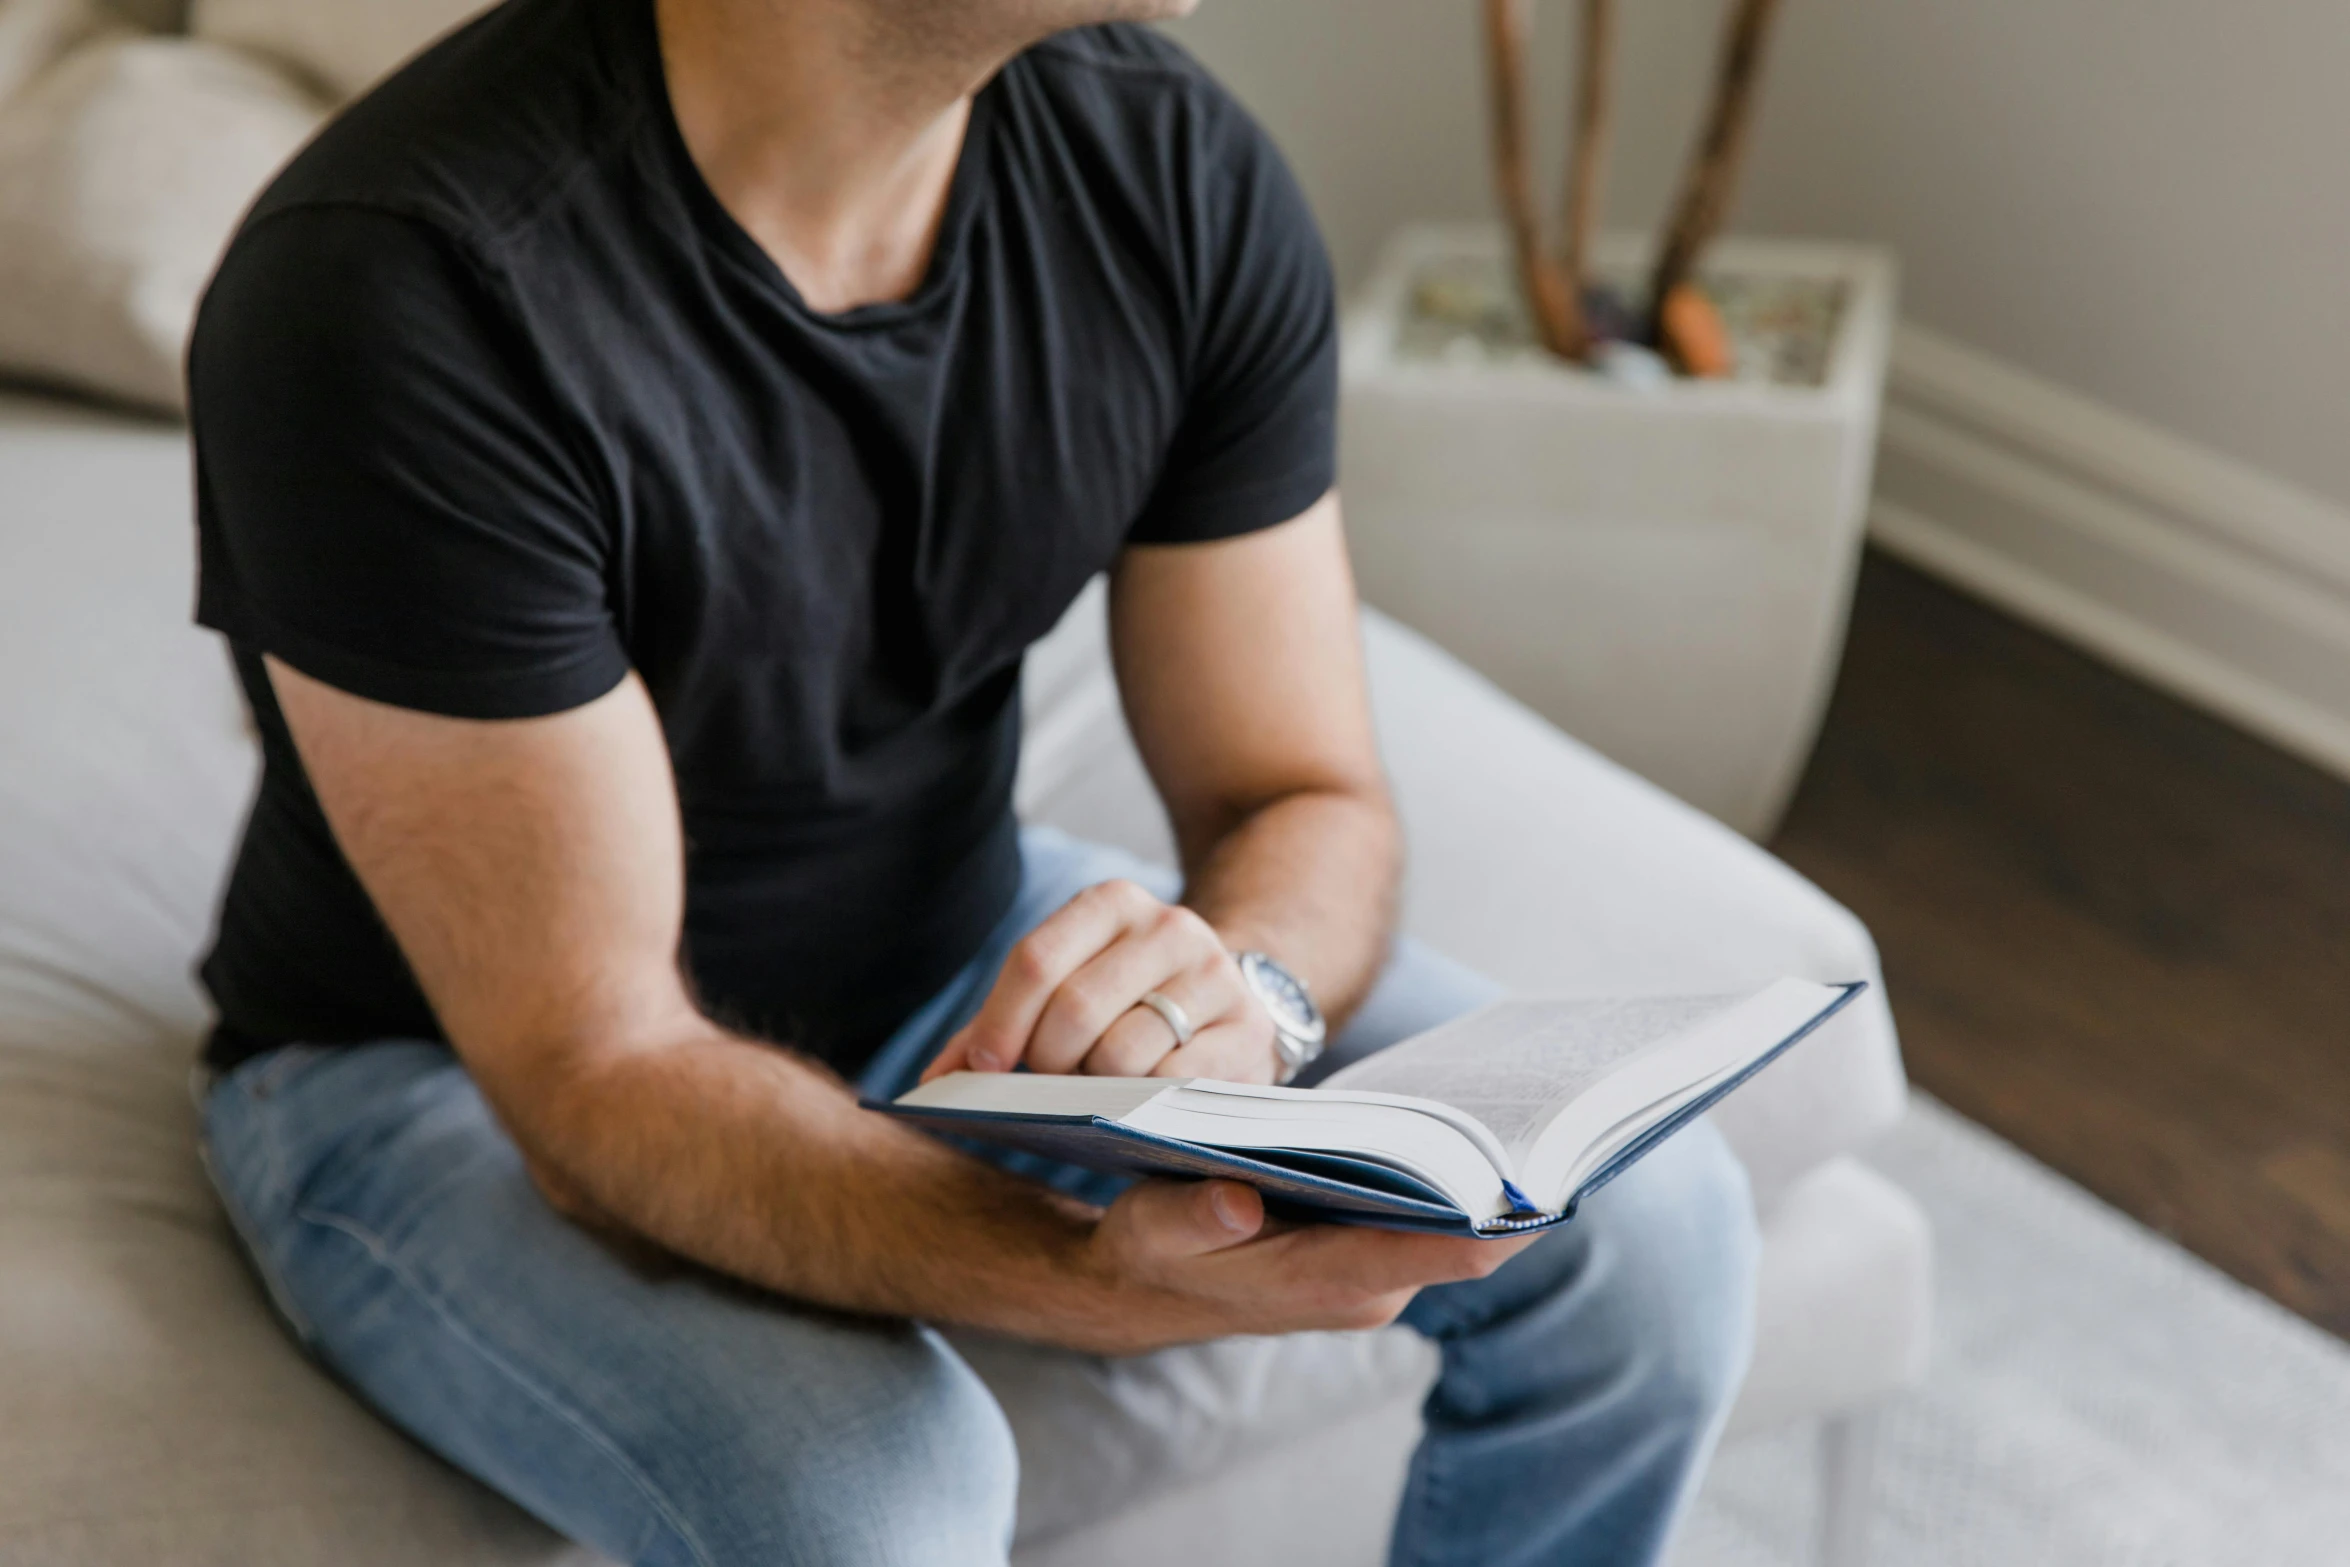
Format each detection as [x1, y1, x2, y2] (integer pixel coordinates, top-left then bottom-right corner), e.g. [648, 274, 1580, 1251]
[290, 1204, 717, 1567]
[1394, 1432, 1449, 1567]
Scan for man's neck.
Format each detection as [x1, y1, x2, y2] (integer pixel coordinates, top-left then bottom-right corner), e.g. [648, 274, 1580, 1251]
[655, 0, 1020, 314]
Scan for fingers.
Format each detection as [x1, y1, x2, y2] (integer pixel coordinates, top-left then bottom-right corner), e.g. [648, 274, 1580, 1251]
[1104, 1178, 1266, 1266]
[1154, 1005, 1278, 1083]
[1096, 1182, 1541, 1345]
[1079, 960, 1235, 1076]
[942, 879, 1261, 1080]
[1288, 1225, 1535, 1296]
[1032, 912, 1231, 1073]
[1122, 1183, 1530, 1292]
[949, 880, 1163, 1074]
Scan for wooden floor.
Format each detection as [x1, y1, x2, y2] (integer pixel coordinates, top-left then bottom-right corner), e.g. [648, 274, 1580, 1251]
[1773, 551, 2350, 1340]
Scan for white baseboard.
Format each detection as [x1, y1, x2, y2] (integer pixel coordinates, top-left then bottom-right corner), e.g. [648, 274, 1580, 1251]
[1869, 322, 2350, 780]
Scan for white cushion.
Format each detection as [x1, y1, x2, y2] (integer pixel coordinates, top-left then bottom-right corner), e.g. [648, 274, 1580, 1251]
[1013, 1378, 1426, 1567]
[189, 0, 487, 100]
[0, 32, 322, 412]
[1729, 1155, 1934, 1436]
[0, 397, 252, 1063]
[948, 1325, 1437, 1546]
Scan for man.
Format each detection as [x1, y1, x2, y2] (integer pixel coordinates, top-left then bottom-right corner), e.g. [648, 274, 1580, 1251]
[189, 0, 1758, 1561]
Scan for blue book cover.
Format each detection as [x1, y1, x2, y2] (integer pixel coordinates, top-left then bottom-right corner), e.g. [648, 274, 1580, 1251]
[870, 980, 1864, 1236]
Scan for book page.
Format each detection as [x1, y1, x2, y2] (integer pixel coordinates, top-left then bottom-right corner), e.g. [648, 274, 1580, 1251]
[1520, 979, 1849, 1204]
[1320, 995, 1738, 1166]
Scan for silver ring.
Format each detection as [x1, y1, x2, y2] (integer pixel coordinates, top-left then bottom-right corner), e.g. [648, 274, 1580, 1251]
[1134, 990, 1196, 1048]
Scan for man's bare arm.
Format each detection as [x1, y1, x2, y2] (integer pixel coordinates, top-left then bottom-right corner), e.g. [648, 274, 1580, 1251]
[1110, 491, 1397, 1025]
[266, 656, 1521, 1352]
[925, 492, 1400, 1086]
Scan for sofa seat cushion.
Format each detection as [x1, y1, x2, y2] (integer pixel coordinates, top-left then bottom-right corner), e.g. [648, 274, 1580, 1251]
[0, 1126, 597, 1566]
[1730, 1155, 1933, 1436]
[950, 1325, 1437, 1546]
[0, 397, 254, 1066]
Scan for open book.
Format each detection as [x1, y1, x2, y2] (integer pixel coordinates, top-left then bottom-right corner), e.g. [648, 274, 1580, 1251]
[878, 977, 1862, 1235]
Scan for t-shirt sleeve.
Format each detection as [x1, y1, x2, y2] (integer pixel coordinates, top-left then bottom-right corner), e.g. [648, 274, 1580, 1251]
[192, 205, 628, 720]
[1125, 98, 1338, 546]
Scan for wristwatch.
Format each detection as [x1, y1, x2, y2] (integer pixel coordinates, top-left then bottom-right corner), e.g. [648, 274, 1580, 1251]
[1235, 949, 1327, 1085]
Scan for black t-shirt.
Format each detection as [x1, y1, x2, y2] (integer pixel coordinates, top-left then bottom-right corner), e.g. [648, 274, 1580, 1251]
[191, 0, 1336, 1073]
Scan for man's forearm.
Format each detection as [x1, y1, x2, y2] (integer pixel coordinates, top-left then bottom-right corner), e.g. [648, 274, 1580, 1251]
[1175, 783, 1400, 1033]
[498, 1007, 1513, 1359]
[512, 1021, 1149, 1346]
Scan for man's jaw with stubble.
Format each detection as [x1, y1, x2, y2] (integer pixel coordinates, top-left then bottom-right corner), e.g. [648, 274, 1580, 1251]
[1022, 0, 1200, 24]
[861, 0, 1200, 70]
[920, 0, 1200, 31]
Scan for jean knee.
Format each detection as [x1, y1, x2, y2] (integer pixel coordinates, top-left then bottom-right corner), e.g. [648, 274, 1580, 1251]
[690, 1332, 1018, 1567]
[1591, 1120, 1760, 1426]
[884, 1348, 1020, 1564]
[1655, 1123, 1761, 1418]
[912, 1346, 1022, 1547]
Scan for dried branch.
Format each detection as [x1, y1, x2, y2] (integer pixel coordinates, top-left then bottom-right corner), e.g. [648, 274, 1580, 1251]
[1647, 0, 1785, 339]
[1482, 0, 1586, 359]
[1557, 0, 1614, 304]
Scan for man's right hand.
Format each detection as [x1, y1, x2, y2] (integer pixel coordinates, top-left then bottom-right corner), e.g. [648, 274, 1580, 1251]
[1066, 1178, 1541, 1355]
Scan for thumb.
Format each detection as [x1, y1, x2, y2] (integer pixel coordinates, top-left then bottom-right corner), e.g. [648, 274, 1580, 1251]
[1113, 1178, 1265, 1261]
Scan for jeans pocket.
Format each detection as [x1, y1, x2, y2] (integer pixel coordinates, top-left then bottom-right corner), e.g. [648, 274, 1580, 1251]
[203, 1050, 337, 1352]
[200, 1130, 323, 1352]
[244, 1043, 336, 1101]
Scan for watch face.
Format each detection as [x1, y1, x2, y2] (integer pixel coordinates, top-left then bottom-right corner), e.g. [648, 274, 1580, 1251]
[1242, 951, 1322, 1041]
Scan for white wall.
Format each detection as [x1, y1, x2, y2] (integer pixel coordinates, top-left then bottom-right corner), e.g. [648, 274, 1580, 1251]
[1167, 0, 2350, 779]
[1738, 0, 2350, 517]
[1170, 0, 2350, 513]
[1165, 2, 1708, 295]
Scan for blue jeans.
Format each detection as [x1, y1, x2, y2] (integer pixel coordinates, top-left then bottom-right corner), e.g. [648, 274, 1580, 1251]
[202, 826, 1757, 1566]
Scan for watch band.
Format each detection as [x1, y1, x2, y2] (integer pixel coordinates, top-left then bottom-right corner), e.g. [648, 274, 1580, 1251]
[1235, 949, 1327, 1085]
[1269, 1027, 1319, 1085]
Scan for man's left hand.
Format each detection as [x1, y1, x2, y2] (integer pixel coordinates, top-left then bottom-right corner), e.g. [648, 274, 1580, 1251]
[919, 879, 1277, 1084]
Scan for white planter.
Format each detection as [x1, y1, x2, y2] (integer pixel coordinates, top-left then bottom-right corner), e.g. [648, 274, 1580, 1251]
[1340, 227, 1896, 838]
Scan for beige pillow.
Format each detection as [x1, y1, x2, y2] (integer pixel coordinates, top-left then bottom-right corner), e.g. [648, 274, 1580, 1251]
[99, 0, 190, 32]
[190, 0, 489, 101]
[0, 0, 104, 103]
[0, 32, 325, 412]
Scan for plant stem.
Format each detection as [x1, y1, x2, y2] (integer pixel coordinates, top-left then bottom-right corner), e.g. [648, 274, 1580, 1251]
[1647, 0, 1784, 338]
[1558, 0, 1613, 310]
[1482, 0, 1586, 360]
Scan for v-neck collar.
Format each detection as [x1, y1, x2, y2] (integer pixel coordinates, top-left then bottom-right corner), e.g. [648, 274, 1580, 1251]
[625, 0, 999, 331]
